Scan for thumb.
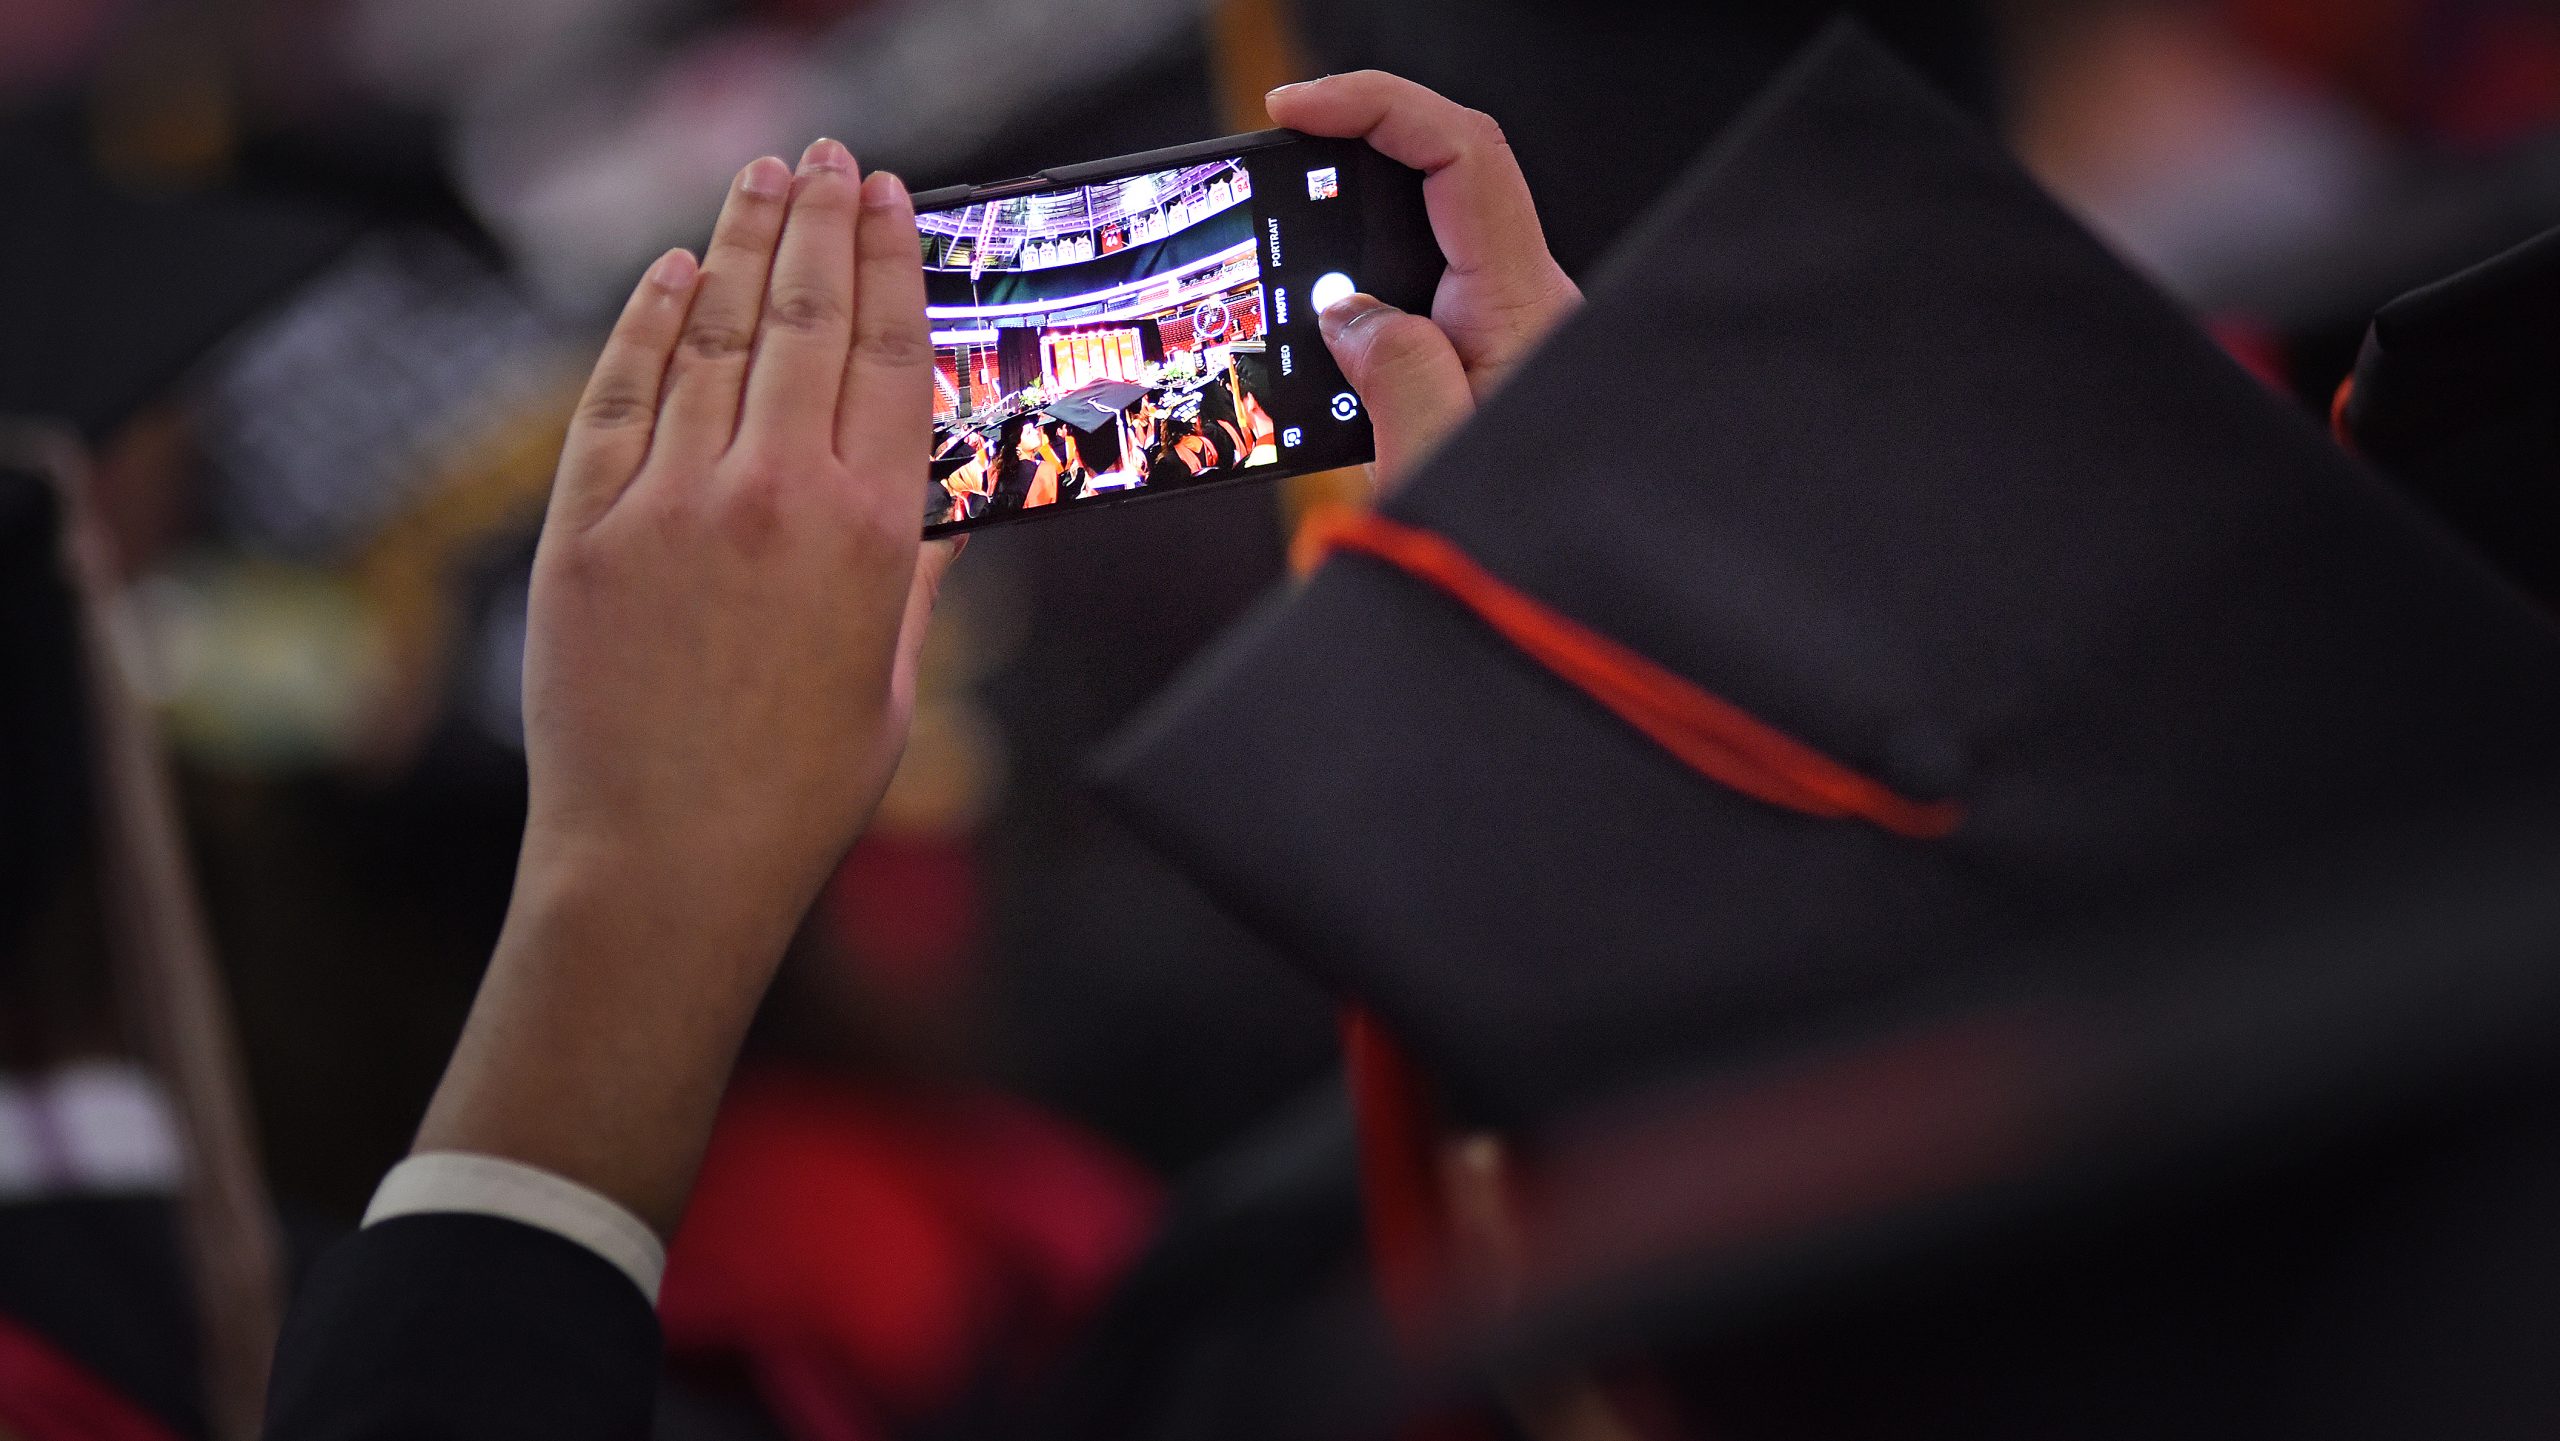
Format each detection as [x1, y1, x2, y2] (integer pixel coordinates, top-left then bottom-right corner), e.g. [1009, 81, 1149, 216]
[1318, 294, 1474, 493]
[893, 535, 964, 698]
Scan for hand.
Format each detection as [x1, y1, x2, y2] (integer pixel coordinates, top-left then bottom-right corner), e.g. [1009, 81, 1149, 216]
[1440, 1136, 1644, 1441]
[525, 139, 951, 958]
[415, 139, 954, 1233]
[1267, 73, 1582, 489]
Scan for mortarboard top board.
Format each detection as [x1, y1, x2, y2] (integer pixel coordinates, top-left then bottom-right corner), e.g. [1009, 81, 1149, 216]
[2339, 221, 2560, 603]
[1091, 23, 2560, 1139]
[0, 119, 360, 440]
[1043, 379, 1153, 433]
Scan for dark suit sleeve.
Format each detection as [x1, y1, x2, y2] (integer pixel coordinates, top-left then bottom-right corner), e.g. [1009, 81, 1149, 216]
[264, 1213, 661, 1441]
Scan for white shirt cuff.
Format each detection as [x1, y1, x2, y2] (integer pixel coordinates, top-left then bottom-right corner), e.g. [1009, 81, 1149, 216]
[363, 1151, 666, 1304]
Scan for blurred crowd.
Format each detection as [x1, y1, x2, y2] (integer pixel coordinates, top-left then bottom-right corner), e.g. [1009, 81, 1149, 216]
[8, 1, 2560, 1438]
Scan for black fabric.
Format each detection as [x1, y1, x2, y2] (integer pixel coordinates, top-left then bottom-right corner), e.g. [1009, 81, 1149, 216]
[1377, 781, 2560, 1431]
[1293, 0, 1995, 279]
[264, 1213, 660, 1441]
[2341, 222, 2560, 603]
[1665, 1068, 2560, 1441]
[991, 459, 1038, 514]
[0, 1197, 203, 1438]
[1001, 1084, 1374, 1441]
[1092, 25, 2560, 1134]
[0, 468, 91, 969]
[0, 114, 360, 439]
[1074, 413, 1124, 475]
[1045, 380, 1150, 435]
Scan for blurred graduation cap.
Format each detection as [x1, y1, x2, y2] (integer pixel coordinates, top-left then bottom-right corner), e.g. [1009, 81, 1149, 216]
[0, 459, 90, 957]
[0, 119, 359, 439]
[0, 114, 351, 925]
[2337, 222, 2560, 603]
[1045, 379, 1153, 434]
[0, 119, 323, 1434]
[1094, 21, 2560, 1165]
[1075, 23, 2560, 1435]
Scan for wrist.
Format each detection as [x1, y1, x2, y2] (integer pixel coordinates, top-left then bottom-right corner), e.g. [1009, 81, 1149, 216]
[508, 814, 817, 977]
[415, 830, 802, 1236]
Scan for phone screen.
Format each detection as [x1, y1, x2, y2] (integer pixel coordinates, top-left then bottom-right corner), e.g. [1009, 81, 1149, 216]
[916, 136, 1426, 535]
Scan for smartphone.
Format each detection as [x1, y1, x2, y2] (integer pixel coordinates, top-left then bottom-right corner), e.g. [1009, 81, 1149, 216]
[910, 129, 1441, 536]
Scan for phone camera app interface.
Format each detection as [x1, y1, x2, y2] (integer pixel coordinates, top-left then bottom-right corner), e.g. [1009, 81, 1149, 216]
[918, 137, 1374, 535]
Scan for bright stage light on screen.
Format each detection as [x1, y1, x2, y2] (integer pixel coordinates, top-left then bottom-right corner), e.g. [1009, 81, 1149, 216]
[1310, 271, 1356, 315]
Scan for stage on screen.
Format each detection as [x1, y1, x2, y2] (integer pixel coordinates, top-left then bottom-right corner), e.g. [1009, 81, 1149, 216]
[921, 157, 1283, 528]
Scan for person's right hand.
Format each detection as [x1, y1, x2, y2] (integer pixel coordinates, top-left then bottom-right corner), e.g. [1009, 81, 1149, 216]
[1267, 73, 1582, 489]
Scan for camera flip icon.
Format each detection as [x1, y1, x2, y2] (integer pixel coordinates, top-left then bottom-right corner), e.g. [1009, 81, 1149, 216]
[1329, 392, 1361, 422]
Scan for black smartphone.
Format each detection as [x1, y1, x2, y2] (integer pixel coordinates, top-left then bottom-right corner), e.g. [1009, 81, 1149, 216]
[910, 129, 1441, 536]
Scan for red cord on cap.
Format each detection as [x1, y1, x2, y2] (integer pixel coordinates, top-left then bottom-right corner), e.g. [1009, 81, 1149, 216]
[1292, 505, 1962, 840]
[0, 1313, 182, 1441]
[1298, 502, 1964, 1385]
[2331, 374, 2360, 453]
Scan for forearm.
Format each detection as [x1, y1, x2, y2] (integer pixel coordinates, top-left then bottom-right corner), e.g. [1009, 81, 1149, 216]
[411, 844, 800, 1238]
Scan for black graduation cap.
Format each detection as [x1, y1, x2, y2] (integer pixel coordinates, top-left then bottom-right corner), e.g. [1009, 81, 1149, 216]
[2338, 222, 2560, 604]
[1044, 379, 1153, 434]
[1092, 24, 2560, 1141]
[0, 463, 91, 960]
[0, 118, 359, 439]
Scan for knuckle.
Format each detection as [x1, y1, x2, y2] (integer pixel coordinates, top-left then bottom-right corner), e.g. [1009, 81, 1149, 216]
[539, 532, 607, 585]
[647, 486, 704, 531]
[1457, 106, 1510, 154]
[720, 455, 791, 499]
[646, 496, 700, 548]
[680, 320, 754, 363]
[765, 285, 848, 335]
[715, 472, 788, 550]
[1364, 313, 1444, 371]
[854, 323, 933, 370]
[831, 483, 910, 553]
[575, 386, 655, 430]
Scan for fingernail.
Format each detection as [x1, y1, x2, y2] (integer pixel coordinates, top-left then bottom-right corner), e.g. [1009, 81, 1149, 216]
[646, 247, 697, 289]
[861, 170, 908, 209]
[799, 137, 853, 175]
[1318, 291, 1386, 342]
[1267, 80, 1308, 97]
[741, 156, 791, 198]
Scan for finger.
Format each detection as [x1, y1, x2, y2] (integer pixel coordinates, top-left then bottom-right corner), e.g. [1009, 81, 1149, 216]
[740, 139, 862, 455]
[1437, 1133, 1525, 1320]
[836, 171, 934, 471]
[552, 248, 699, 530]
[1266, 72, 1576, 346]
[1318, 293, 1474, 492]
[892, 536, 964, 694]
[657, 155, 793, 465]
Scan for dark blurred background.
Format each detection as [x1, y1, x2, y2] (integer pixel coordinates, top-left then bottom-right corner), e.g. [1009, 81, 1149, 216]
[8, 0, 2560, 1431]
